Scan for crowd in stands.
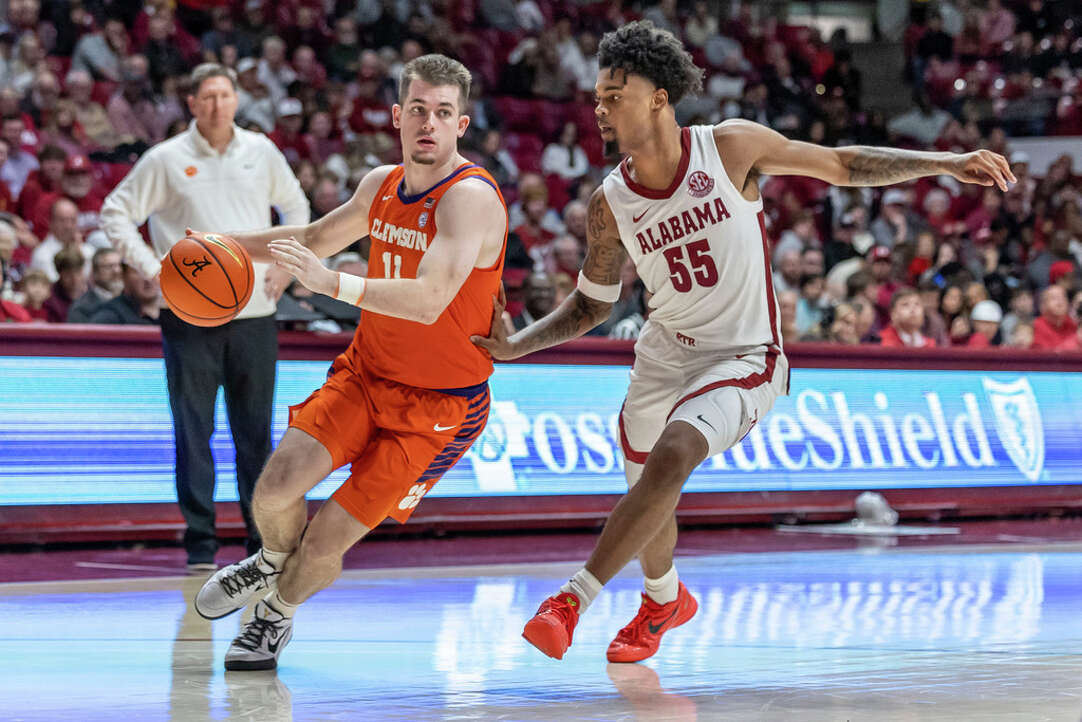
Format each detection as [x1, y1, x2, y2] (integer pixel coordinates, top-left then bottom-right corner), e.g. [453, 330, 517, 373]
[0, 0, 1080, 352]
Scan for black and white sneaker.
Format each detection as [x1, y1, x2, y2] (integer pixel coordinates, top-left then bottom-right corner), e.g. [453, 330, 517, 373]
[194, 550, 281, 620]
[224, 600, 294, 671]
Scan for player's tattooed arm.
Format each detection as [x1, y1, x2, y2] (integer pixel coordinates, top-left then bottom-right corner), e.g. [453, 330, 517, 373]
[715, 119, 1014, 192]
[472, 188, 625, 360]
[838, 146, 1011, 190]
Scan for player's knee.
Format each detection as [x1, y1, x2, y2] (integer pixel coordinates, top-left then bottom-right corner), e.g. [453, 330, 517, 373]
[253, 453, 303, 511]
[645, 433, 706, 490]
[297, 528, 343, 567]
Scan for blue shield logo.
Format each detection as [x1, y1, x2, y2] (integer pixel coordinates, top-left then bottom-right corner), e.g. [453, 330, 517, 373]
[982, 377, 1045, 482]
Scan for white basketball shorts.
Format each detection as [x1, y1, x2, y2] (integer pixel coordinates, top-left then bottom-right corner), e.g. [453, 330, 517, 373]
[617, 321, 789, 484]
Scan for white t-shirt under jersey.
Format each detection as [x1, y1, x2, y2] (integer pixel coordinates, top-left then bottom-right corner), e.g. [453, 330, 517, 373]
[601, 124, 782, 355]
[100, 121, 310, 319]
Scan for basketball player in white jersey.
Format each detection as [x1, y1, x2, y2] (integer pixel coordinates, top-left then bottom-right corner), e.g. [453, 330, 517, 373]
[473, 20, 1014, 663]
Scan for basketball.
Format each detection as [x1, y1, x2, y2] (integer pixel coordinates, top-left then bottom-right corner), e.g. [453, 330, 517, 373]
[160, 232, 254, 327]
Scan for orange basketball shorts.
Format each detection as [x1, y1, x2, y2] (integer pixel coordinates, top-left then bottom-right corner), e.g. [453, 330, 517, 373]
[287, 357, 490, 529]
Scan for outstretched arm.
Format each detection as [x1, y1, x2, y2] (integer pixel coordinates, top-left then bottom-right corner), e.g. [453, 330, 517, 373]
[715, 119, 1016, 190]
[472, 186, 627, 360]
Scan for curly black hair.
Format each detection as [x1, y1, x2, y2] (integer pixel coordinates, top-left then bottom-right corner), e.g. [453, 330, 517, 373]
[598, 21, 704, 105]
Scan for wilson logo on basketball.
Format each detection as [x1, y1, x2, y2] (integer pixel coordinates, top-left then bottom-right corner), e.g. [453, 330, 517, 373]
[687, 171, 714, 198]
[184, 166, 198, 177]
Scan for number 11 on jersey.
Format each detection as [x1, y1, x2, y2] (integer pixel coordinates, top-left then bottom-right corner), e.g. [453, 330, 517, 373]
[382, 251, 402, 279]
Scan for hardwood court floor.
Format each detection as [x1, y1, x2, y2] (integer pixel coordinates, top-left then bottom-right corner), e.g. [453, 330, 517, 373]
[1, 529, 1081, 721]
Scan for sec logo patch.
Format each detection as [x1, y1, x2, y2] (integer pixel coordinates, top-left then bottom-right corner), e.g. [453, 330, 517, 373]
[687, 171, 714, 198]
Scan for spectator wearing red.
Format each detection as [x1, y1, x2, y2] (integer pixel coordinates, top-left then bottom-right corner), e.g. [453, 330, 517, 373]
[907, 230, 936, 284]
[512, 183, 557, 252]
[18, 144, 65, 220]
[966, 300, 1003, 348]
[348, 53, 394, 136]
[268, 97, 309, 166]
[881, 287, 937, 348]
[132, 1, 202, 65]
[19, 268, 52, 321]
[920, 187, 956, 237]
[0, 297, 31, 321]
[32, 154, 106, 238]
[1033, 285, 1078, 350]
[869, 245, 900, 317]
[964, 187, 1002, 237]
[1049, 259, 1077, 290]
[290, 45, 327, 92]
[40, 247, 88, 323]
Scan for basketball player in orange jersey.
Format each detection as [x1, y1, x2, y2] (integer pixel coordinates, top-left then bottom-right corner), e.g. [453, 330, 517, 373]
[474, 21, 1015, 663]
[191, 54, 509, 671]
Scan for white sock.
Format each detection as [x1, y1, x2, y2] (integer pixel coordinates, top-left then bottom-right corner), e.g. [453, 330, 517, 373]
[262, 590, 298, 618]
[559, 568, 603, 613]
[259, 547, 289, 571]
[643, 564, 679, 605]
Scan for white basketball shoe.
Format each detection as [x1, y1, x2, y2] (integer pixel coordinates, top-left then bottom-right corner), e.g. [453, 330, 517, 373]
[195, 550, 281, 620]
[224, 600, 294, 671]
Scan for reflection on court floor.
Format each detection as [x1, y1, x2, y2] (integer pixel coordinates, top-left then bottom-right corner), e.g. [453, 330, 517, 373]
[1, 545, 1080, 721]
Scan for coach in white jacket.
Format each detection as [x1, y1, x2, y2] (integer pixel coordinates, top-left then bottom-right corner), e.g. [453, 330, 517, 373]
[101, 63, 309, 571]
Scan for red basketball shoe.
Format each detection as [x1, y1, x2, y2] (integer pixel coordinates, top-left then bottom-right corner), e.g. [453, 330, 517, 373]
[606, 582, 698, 663]
[522, 592, 581, 660]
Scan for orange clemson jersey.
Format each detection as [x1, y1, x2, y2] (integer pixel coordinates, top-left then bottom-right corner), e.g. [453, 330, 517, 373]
[341, 162, 507, 390]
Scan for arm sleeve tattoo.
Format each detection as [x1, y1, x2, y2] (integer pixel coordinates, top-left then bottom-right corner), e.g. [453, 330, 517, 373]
[504, 190, 623, 353]
[844, 146, 948, 186]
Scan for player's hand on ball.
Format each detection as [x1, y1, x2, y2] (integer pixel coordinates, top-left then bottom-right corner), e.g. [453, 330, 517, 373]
[268, 237, 336, 297]
[947, 150, 1016, 191]
[471, 284, 519, 360]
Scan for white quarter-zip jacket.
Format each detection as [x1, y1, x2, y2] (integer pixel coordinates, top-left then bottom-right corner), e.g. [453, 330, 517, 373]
[100, 120, 310, 319]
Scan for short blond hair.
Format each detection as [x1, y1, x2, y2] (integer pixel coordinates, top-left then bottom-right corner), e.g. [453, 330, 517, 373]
[398, 54, 471, 109]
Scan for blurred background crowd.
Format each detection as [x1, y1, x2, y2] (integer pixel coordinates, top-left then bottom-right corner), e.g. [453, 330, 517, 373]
[0, 0, 1081, 351]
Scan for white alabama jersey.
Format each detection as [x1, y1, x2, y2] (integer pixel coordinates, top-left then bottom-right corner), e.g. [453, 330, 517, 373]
[602, 125, 782, 355]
